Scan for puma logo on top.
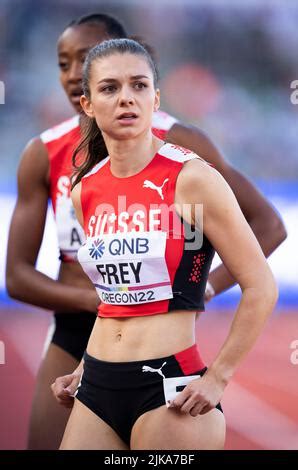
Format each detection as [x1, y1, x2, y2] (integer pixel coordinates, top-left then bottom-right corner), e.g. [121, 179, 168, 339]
[142, 361, 167, 379]
[143, 178, 169, 200]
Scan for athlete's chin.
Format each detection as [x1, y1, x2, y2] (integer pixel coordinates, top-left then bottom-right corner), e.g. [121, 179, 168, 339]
[109, 128, 145, 141]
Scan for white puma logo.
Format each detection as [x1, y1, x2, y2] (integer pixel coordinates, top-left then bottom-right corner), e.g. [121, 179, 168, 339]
[143, 178, 169, 200]
[142, 361, 167, 379]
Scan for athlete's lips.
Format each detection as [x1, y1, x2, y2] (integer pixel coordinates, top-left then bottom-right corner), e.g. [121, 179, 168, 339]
[117, 112, 138, 120]
[69, 89, 83, 103]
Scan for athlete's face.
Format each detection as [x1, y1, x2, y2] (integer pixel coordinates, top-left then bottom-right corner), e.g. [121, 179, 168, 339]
[80, 53, 160, 140]
[57, 24, 110, 113]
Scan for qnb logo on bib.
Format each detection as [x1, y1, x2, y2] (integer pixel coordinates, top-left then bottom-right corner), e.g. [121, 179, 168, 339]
[89, 238, 105, 259]
[78, 231, 173, 305]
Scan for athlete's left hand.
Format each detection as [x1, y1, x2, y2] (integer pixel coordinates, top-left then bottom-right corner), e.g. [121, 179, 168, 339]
[168, 370, 226, 416]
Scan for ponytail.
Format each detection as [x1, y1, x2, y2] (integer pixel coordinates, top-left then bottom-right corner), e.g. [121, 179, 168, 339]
[71, 115, 108, 189]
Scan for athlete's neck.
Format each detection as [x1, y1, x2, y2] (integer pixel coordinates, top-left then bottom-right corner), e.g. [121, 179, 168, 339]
[103, 131, 164, 178]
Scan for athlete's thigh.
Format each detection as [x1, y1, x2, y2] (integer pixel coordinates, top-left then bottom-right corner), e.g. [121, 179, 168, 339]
[28, 343, 79, 450]
[60, 398, 129, 450]
[131, 405, 226, 450]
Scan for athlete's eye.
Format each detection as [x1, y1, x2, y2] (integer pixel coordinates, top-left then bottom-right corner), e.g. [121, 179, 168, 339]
[101, 85, 117, 93]
[134, 82, 147, 90]
[58, 62, 69, 71]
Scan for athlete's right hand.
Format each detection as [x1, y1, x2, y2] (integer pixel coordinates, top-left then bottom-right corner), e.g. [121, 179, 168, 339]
[51, 372, 81, 408]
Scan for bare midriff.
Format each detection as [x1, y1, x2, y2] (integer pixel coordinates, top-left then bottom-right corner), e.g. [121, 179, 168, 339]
[87, 310, 197, 362]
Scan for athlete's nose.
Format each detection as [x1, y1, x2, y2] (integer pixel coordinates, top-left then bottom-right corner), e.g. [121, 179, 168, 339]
[119, 85, 135, 106]
[67, 61, 82, 84]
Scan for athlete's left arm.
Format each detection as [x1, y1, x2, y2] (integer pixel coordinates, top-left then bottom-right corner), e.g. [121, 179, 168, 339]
[167, 122, 287, 296]
[171, 160, 278, 415]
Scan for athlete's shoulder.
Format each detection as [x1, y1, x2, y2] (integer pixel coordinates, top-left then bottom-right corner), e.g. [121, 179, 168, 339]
[22, 136, 47, 155]
[158, 143, 203, 163]
[161, 143, 215, 190]
[40, 115, 80, 144]
[82, 156, 110, 180]
[17, 136, 49, 184]
[177, 151, 222, 201]
[152, 109, 178, 131]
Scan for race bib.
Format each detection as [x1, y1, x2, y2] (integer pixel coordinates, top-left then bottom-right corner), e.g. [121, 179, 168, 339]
[77, 231, 173, 305]
[55, 196, 85, 260]
[163, 375, 201, 407]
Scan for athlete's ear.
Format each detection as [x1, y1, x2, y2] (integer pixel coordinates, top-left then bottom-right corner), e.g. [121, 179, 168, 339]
[154, 88, 160, 112]
[80, 95, 94, 118]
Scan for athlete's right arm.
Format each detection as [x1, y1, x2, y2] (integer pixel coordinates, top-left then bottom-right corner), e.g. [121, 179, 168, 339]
[6, 138, 98, 313]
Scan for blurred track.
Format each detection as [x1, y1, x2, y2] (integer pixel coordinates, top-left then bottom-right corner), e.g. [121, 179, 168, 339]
[197, 308, 298, 450]
[0, 304, 297, 449]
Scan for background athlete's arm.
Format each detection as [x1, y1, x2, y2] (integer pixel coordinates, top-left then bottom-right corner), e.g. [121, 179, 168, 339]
[167, 122, 286, 296]
[70, 181, 83, 227]
[6, 138, 98, 313]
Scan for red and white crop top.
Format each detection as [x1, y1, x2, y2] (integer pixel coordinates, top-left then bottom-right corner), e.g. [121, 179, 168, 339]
[40, 111, 178, 262]
[78, 144, 215, 318]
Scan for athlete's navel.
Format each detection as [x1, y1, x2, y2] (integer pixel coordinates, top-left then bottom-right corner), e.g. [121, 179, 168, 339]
[115, 330, 122, 342]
